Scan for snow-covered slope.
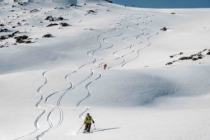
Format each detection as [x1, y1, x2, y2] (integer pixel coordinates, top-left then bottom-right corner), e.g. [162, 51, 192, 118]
[0, 1, 210, 140]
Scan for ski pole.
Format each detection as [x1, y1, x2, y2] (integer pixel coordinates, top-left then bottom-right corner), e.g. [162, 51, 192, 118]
[93, 123, 96, 130]
[77, 123, 84, 133]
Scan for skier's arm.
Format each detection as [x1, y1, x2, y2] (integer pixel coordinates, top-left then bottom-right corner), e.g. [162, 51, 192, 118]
[84, 117, 87, 124]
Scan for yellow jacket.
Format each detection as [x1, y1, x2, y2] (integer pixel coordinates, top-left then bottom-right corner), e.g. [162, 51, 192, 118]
[84, 115, 94, 124]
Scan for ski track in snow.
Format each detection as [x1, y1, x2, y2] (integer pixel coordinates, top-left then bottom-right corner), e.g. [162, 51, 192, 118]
[12, 8, 161, 139]
[13, 71, 49, 140]
[79, 108, 90, 119]
[74, 14, 158, 113]
[100, 15, 158, 69]
[76, 73, 102, 107]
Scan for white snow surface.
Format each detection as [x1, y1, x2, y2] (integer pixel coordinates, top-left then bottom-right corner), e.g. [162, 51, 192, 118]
[0, 1, 210, 140]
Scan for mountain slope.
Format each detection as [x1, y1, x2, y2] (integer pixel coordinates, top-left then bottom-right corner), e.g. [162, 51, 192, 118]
[0, 1, 210, 140]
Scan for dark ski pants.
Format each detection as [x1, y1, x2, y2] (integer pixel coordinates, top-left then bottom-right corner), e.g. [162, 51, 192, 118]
[84, 123, 91, 132]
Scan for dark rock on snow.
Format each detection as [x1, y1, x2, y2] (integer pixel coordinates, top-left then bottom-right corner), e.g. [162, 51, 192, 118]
[0, 28, 11, 32]
[42, 34, 54, 38]
[0, 31, 19, 41]
[15, 35, 27, 43]
[166, 62, 173, 65]
[170, 52, 183, 58]
[179, 56, 192, 60]
[160, 27, 168, 31]
[47, 23, 59, 27]
[207, 50, 210, 55]
[0, 45, 7, 48]
[87, 10, 97, 14]
[45, 16, 64, 22]
[0, 35, 8, 40]
[15, 35, 32, 44]
[60, 22, 70, 27]
[30, 9, 40, 13]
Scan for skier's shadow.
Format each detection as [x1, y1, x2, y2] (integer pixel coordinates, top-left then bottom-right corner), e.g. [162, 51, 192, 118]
[93, 127, 120, 133]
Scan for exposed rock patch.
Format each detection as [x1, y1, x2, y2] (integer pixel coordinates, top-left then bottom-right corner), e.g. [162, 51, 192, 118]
[160, 27, 168, 31]
[166, 49, 209, 65]
[207, 50, 210, 55]
[170, 52, 183, 58]
[87, 9, 97, 15]
[0, 28, 11, 32]
[42, 34, 54, 38]
[60, 22, 70, 27]
[30, 9, 39, 13]
[0, 31, 19, 41]
[47, 23, 59, 27]
[45, 16, 64, 22]
[15, 35, 32, 44]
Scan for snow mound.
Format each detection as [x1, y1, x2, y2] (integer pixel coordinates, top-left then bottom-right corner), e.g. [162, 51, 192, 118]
[62, 65, 210, 107]
[89, 70, 176, 106]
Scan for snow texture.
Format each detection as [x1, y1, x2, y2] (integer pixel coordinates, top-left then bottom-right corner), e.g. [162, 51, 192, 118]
[0, 0, 210, 140]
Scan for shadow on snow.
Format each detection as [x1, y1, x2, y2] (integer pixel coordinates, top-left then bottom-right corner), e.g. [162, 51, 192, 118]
[93, 127, 120, 133]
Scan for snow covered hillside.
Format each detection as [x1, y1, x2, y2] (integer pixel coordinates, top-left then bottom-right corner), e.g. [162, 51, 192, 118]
[0, 1, 210, 140]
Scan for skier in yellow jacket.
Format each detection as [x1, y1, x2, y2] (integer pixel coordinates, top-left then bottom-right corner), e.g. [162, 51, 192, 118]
[84, 113, 95, 133]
